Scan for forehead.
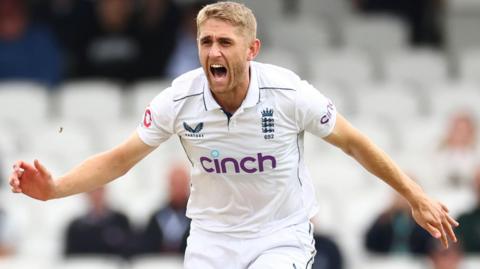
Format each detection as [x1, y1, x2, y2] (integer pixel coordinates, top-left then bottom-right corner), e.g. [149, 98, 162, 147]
[198, 18, 243, 39]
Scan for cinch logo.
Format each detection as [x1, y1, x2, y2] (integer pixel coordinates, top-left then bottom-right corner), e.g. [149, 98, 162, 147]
[200, 150, 277, 174]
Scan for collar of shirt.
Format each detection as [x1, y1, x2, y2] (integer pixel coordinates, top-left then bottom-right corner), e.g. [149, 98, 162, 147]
[203, 61, 259, 112]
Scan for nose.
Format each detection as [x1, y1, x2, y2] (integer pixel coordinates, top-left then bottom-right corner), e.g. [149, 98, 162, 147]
[209, 42, 222, 57]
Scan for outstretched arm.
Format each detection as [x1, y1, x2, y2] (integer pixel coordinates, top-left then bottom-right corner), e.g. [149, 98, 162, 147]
[323, 113, 459, 248]
[9, 132, 155, 201]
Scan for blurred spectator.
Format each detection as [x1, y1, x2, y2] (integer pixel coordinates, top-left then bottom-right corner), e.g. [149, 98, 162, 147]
[136, 0, 181, 79]
[0, 208, 16, 257]
[364, 192, 431, 255]
[72, 0, 142, 83]
[30, 0, 96, 77]
[165, 2, 206, 78]
[427, 239, 463, 269]
[0, 0, 62, 86]
[456, 166, 480, 253]
[138, 162, 191, 254]
[312, 233, 343, 269]
[434, 111, 479, 189]
[65, 187, 133, 259]
[353, 0, 445, 47]
[0, 156, 3, 189]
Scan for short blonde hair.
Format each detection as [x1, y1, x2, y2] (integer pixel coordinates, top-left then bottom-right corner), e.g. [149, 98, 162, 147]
[196, 1, 257, 42]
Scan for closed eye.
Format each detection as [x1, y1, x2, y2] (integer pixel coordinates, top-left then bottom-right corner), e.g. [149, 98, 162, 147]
[199, 37, 212, 46]
[219, 38, 233, 46]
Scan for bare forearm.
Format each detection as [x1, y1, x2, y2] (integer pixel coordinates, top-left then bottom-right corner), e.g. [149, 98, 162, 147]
[347, 133, 425, 204]
[324, 115, 459, 247]
[52, 149, 130, 199]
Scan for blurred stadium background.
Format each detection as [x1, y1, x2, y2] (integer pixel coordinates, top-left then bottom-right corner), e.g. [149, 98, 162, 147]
[1, 0, 480, 268]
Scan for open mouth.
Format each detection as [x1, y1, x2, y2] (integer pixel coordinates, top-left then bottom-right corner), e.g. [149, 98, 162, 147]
[210, 64, 228, 80]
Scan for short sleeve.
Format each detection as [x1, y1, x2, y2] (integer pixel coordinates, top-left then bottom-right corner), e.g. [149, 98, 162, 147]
[296, 80, 337, 137]
[136, 88, 176, 147]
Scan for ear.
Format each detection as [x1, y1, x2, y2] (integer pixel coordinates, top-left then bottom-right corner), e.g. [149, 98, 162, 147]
[247, 39, 261, 61]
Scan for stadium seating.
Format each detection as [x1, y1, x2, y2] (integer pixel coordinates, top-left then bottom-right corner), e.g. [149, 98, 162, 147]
[382, 48, 450, 87]
[464, 255, 480, 269]
[55, 80, 124, 130]
[428, 81, 480, 119]
[2, 2, 480, 268]
[458, 48, 480, 83]
[53, 256, 123, 269]
[0, 81, 50, 130]
[309, 48, 375, 87]
[358, 255, 426, 269]
[342, 14, 409, 53]
[256, 47, 303, 76]
[130, 255, 184, 269]
[445, 0, 480, 50]
[354, 81, 421, 125]
[0, 257, 54, 269]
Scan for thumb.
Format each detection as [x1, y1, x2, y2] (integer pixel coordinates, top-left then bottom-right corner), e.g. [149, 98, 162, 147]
[34, 159, 49, 177]
[18, 160, 35, 172]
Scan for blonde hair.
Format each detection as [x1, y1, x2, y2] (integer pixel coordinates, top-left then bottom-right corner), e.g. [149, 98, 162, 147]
[196, 1, 257, 42]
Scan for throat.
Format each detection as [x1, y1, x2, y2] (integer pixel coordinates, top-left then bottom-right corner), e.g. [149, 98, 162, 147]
[211, 90, 244, 114]
[221, 109, 233, 120]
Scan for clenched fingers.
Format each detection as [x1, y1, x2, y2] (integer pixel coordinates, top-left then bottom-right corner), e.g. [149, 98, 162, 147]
[9, 171, 23, 193]
[10, 161, 25, 193]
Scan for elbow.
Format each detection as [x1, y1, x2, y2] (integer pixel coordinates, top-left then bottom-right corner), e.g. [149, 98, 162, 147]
[338, 139, 356, 157]
[114, 160, 134, 178]
[341, 144, 354, 157]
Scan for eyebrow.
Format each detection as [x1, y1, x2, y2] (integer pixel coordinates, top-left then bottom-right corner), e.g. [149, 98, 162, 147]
[199, 35, 234, 43]
[199, 36, 211, 42]
[218, 37, 233, 43]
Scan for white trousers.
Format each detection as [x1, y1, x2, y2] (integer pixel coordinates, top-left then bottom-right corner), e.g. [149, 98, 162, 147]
[184, 222, 316, 269]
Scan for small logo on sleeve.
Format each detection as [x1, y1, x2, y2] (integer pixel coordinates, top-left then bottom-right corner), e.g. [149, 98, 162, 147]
[143, 108, 152, 128]
[320, 101, 334, 124]
[183, 122, 204, 138]
[261, 108, 275, 140]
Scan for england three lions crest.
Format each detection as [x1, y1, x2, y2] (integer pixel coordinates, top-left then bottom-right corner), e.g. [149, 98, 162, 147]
[261, 108, 274, 140]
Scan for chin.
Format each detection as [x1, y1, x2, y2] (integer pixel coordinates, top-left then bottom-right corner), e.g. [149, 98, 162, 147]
[208, 80, 229, 92]
[210, 85, 227, 94]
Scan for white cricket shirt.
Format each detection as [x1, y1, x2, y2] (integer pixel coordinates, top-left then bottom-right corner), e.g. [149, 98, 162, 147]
[137, 61, 337, 237]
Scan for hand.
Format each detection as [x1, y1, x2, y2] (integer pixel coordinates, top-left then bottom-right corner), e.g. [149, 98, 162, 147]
[9, 159, 55, 201]
[410, 194, 459, 248]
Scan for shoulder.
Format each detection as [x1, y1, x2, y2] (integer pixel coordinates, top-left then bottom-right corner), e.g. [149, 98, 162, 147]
[151, 68, 206, 105]
[253, 61, 302, 91]
[166, 68, 206, 102]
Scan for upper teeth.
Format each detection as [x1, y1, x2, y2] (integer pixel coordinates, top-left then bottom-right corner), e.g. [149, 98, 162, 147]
[211, 64, 224, 68]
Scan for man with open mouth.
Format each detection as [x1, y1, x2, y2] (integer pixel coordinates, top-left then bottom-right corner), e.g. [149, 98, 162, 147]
[9, 1, 459, 269]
